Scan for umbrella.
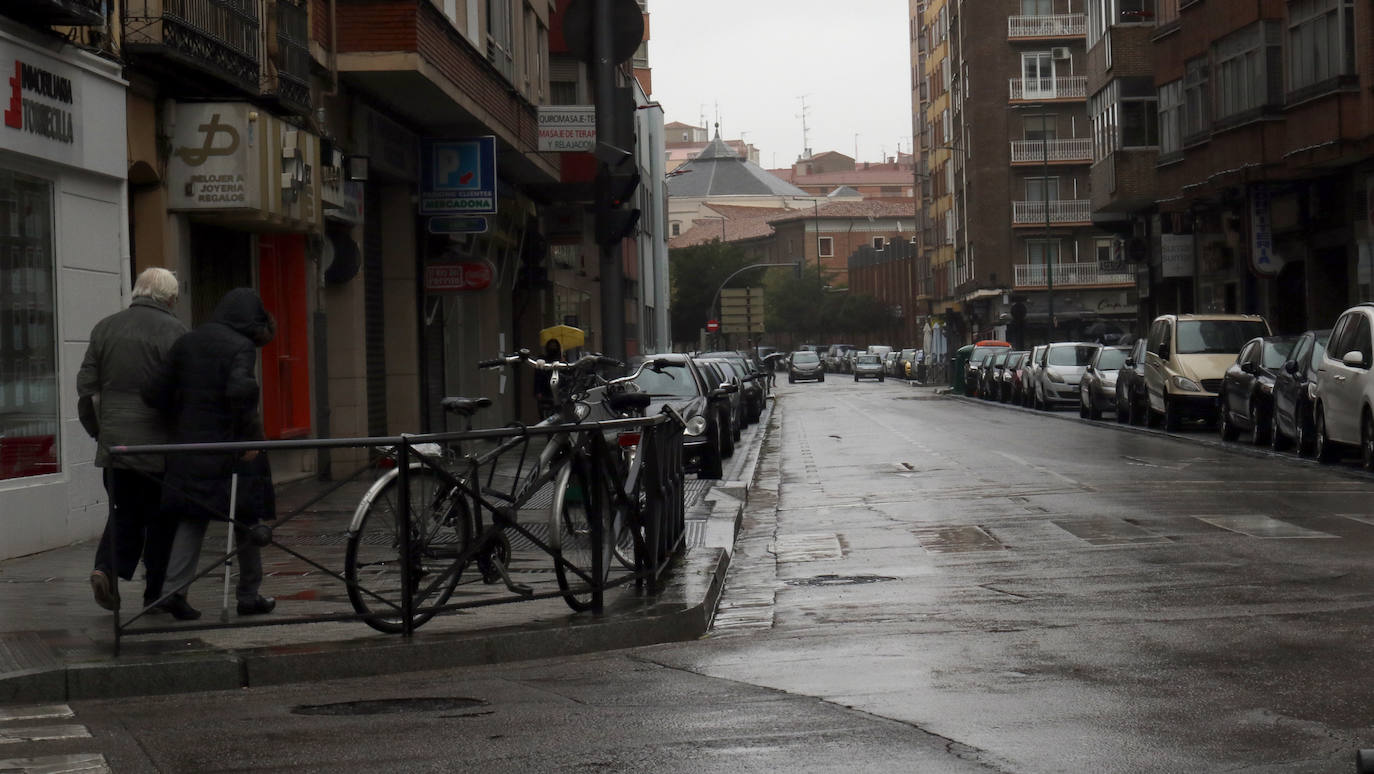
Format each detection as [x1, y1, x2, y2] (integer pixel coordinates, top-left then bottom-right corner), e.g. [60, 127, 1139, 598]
[539, 324, 585, 353]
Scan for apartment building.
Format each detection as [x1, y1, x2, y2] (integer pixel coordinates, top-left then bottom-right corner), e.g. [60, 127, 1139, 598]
[1107, 0, 1374, 335]
[915, 0, 1129, 349]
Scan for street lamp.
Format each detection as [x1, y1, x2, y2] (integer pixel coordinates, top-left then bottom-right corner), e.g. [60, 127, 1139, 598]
[1039, 111, 1055, 343]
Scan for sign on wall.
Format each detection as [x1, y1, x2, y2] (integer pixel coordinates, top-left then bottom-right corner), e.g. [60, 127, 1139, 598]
[1249, 184, 1284, 277]
[537, 106, 596, 152]
[1160, 233, 1194, 279]
[420, 138, 498, 215]
[0, 39, 81, 169]
[424, 259, 496, 292]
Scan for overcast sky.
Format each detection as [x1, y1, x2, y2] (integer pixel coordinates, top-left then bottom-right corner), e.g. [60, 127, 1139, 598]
[648, 1, 915, 170]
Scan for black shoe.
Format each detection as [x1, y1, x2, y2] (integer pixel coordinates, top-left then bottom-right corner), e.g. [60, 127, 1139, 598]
[90, 569, 119, 611]
[237, 596, 276, 616]
[162, 595, 202, 621]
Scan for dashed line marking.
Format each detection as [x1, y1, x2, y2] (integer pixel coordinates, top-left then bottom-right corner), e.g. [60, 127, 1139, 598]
[0, 753, 109, 773]
[0, 725, 91, 744]
[1193, 514, 1338, 539]
[0, 706, 73, 723]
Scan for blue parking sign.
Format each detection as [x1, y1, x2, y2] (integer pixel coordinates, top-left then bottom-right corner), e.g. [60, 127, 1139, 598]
[421, 138, 497, 215]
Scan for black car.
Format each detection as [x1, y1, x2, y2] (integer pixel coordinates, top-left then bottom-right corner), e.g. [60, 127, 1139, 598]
[1115, 338, 1149, 425]
[1271, 328, 1330, 455]
[695, 359, 743, 451]
[630, 354, 735, 479]
[700, 350, 765, 422]
[1218, 335, 1298, 445]
[788, 350, 825, 383]
[979, 351, 1010, 400]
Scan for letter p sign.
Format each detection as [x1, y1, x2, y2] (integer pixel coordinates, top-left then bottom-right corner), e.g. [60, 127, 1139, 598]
[434, 142, 480, 191]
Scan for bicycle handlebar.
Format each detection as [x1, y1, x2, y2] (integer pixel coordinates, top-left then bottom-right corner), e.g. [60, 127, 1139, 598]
[478, 351, 622, 372]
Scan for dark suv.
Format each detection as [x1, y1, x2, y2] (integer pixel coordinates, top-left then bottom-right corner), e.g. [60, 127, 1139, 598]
[788, 350, 824, 383]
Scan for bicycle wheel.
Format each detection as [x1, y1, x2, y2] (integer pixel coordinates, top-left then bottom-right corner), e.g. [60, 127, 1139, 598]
[345, 466, 472, 633]
[610, 448, 646, 571]
[550, 457, 612, 612]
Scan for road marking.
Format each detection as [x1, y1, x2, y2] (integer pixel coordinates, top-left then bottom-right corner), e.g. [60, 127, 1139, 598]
[0, 706, 73, 723]
[1193, 514, 1338, 539]
[0, 725, 91, 744]
[914, 525, 1005, 553]
[1052, 518, 1172, 546]
[769, 533, 843, 562]
[993, 451, 1088, 489]
[0, 754, 108, 773]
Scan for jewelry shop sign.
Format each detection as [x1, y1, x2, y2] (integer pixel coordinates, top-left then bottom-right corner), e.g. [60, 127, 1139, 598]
[537, 106, 596, 152]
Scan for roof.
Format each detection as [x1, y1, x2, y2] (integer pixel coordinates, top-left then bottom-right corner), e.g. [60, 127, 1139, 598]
[667, 133, 810, 198]
[769, 199, 917, 224]
[828, 186, 861, 198]
[668, 205, 793, 249]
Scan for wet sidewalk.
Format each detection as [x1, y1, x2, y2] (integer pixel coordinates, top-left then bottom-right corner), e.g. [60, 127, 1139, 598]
[0, 410, 774, 704]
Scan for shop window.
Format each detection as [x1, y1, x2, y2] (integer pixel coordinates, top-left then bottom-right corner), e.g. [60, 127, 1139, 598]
[258, 234, 311, 439]
[0, 171, 58, 481]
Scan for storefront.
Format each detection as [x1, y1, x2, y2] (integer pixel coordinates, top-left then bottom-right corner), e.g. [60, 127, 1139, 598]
[0, 21, 128, 559]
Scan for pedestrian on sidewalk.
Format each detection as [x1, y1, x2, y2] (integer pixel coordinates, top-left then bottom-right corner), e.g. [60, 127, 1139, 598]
[77, 267, 188, 613]
[145, 288, 278, 621]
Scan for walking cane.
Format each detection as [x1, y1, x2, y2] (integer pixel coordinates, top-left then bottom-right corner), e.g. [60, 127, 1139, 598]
[222, 473, 238, 623]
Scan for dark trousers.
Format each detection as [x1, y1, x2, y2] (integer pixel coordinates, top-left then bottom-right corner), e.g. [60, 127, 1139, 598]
[164, 506, 263, 604]
[93, 469, 177, 603]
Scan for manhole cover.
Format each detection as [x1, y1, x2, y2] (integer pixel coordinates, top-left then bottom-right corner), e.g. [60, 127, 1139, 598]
[292, 697, 487, 716]
[783, 574, 898, 587]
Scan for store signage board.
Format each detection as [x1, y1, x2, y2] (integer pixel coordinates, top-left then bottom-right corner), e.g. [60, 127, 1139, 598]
[420, 138, 497, 215]
[0, 38, 82, 169]
[429, 216, 489, 234]
[425, 260, 495, 293]
[538, 106, 596, 152]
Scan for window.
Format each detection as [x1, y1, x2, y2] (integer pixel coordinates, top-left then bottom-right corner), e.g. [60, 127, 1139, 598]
[1025, 177, 1060, 201]
[819, 237, 834, 257]
[1021, 0, 1052, 13]
[487, 0, 514, 81]
[1182, 57, 1210, 141]
[1288, 0, 1356, 95]
[1022, 53, 1056, 99]
[1158, 79, 1184, 154]
[1355, 315, 1373, 368]
[0, 171, 57, 480]
[670, 222, 680, 237]
[873, 237, 886, 251]
[1025, 239, 1061, 265]
[1213, 22, 1280, 121]
[258, 234, 311, 439]
[1095, 237, 1118, 263]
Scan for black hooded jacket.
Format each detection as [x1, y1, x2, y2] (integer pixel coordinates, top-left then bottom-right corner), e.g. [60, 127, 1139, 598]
[146, 288, 274, 497]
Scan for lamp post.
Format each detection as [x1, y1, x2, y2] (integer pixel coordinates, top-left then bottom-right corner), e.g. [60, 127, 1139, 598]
[1040, 111, 1055, 343]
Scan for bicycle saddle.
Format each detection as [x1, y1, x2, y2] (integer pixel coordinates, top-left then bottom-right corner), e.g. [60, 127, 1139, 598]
[441, 396, 493, 416]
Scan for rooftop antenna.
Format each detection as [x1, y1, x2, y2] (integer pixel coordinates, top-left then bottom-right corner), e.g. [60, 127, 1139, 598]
[796, 95, 812, 160]
[854, 133, 860, 162]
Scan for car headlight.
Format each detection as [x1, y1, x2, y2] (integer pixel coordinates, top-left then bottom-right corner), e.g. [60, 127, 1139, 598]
[684, 415, 708, 436]
[1170, 375, 1202, 392]
[1048, 371, 1065, 383]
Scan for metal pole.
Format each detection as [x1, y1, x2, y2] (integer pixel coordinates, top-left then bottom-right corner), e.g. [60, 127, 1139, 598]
[594, 0, 626, 362]
[397, 437, 414, 637]
[1043, 112, 1055, 343]
[814, 200, 821, 284]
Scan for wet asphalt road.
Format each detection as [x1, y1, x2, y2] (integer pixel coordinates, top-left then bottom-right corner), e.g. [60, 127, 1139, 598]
[10, 376, 1374, 772]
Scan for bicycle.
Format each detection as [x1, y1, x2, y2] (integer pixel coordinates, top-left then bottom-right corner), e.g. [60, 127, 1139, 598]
[343, 351, 663, 633]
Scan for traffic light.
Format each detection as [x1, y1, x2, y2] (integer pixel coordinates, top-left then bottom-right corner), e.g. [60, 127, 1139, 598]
[594, 146, 641, 246]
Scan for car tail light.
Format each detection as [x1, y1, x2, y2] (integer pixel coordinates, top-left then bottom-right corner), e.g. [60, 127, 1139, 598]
[617, 432, 642, 448]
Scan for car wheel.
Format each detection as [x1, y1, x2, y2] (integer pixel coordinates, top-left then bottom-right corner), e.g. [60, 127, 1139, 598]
[1088, 394, 1102, 421]
[879, 376, 885, 382]
[1164, 395, 1181, 432]
[1116, 392, 1129, 424]
[788, 376, 795, 384]
[818, 375, 825, 382]
[699, 428, 724, 480]
[1250, 403, 1269, 446]
[1362, 413, 1374, 472]
[1270, 410, 1290, 451]
[1315, 407, 1337, 464]
[1218, 402, 1238, 441]
[1296, 403, 1316, 456]
[1079, 394, 1089, 418]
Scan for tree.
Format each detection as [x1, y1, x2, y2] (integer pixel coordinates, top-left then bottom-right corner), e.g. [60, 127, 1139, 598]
[668, 241, 754, 346]
[763, 265, 896, 344]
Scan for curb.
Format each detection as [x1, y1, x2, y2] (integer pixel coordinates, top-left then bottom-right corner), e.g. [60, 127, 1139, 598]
[0, 414, 778, 705]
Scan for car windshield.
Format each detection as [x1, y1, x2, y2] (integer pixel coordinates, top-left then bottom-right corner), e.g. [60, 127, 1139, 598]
[857, 355, 880, 364]
[1047, 346, 1099, 366]
[1176, 320, 1269, 354]
[631, 364, 700, 398]
[1095, 348, 1128, 370]
[971, 346, 1007, 364]
[792, 352, 819, 364]
[1261, 339, 1297, 368]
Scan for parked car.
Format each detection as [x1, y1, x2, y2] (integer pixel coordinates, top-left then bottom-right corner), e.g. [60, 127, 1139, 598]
[867, 345, 893, 360]
[788, 350, 825, 383]
[699, 350, 765, 423]
[977, 351, 1007, 399]
[1314, 303, 1374, 468]
[1217, 335, 1298, 445]
[1115, 338, 1149, 425]
[1022, 345, 1047, 407]
[853, 353, 885, 381]
[825, 344, 854, 373]
[965, 340, 1012, 397]
[999, 351, 1027, 402]
[1144, 314, 1271, 431]
[1271, 328, 1330, 455]
[898, 348, 919, 380]
[1032, 342, 1100, 410]
[883, 351, 902, 376]
[694, 359, 742, 451]
[629, 353, 734, 479]
[1079, 345, 1129, 420]
[1007, 351, 1031, 405]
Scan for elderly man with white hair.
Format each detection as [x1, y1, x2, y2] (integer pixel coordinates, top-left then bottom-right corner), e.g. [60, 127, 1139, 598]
[77, 267, 188, 613]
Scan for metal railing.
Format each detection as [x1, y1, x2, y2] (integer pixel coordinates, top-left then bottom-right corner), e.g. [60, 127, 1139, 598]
[265, 0, 312, 114]
[122, 0, 261, 94]
[106, 411, 687, 653]
[1013, 261, 1136, 287]
[1010, 138, 1093, 163]
[1008, 76, 1087, 101]
[1012, 199, 1092, 225]
[1007, 13, 1086, 38]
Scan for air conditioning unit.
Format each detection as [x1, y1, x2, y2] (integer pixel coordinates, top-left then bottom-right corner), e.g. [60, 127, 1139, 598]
[1051, 47, 1071, 59]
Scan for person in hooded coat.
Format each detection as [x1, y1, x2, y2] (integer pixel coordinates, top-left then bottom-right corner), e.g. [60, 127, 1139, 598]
[145, 288, 277, 620]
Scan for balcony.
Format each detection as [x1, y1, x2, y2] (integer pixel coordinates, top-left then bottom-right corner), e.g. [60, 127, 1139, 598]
[1010, 138, 1092, 164]
[124, 0, 261, 96]
[1014, 261, 1135, 288]
[8, 0, 104, 26]
[1008, 76, 1087, 102]
[263, 0, 312, 115]
[1012, 199, 1092, 226]
[1007, 14, 1085, 39]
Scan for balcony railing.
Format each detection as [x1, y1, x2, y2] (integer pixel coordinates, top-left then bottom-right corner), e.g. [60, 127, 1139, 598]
[1008, 76, 1087, 101]
[1014, 261, 1135, 288]
[1010, 138, 1093, 164]
[1007, 14, 1085, 38]
[11, 0, 105, 26]
[265, 0, 312, 115]
[123, 0, 261, 95]
[1012, 199, 1092, 226]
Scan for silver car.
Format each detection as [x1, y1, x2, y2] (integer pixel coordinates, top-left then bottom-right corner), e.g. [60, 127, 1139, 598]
[853, 353, 885, 381]
[1079, 345, 1129, 420]
[1033, 342, 1101, 410]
